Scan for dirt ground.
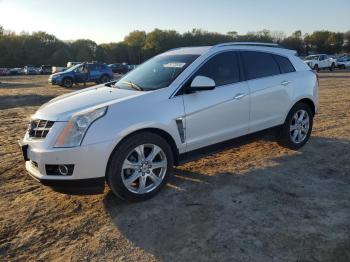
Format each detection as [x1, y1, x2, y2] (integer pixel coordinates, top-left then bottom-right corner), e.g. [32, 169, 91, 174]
[0, 72, 349, 262]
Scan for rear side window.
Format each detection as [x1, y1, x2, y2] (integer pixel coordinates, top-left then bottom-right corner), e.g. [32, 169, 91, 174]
[273, 55, 296, 73]
[241, 51, 280, 80]
[195, 51, 240, 86]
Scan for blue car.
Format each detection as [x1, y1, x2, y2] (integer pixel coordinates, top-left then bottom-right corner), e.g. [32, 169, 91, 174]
[49, 62, 113, 88]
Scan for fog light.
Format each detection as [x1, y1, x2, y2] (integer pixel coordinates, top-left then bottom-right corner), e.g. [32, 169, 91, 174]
[58, 165, 69, 176]
[45, 164, 74, 176]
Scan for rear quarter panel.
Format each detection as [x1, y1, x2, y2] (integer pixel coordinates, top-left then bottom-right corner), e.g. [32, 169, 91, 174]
[287, 70, 318, 118]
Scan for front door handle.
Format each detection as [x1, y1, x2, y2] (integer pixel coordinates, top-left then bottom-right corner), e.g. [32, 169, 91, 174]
[233, 93, 246, 100]
[281, 80, 291, 86]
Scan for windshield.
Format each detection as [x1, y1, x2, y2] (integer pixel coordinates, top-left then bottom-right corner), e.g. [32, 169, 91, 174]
[304, 55, 319, 61]
[65, 63, 83, 72]
[114, 54, 199, 91]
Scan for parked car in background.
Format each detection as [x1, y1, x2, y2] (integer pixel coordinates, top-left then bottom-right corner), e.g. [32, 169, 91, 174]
[67, 62, 82, 68]
[9, 68, 24, 75]
[0, 68, 10, 76]
[108, 63, 129, 74]
[21, 43, 318, 201]
[52, 66, 67, 73]
[24, 65, 39, 75]
[303, 54, 336, 71]
[328, 55, 338, 67]
[337, 55, 350, 69]
[39, 65, 52, 75]
[127, 64, 138, 71]
[49, 62, 113, 87]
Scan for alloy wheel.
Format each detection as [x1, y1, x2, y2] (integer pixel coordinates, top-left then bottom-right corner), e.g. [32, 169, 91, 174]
[121, 144, 167, 194]
[289, 109, 310, 144]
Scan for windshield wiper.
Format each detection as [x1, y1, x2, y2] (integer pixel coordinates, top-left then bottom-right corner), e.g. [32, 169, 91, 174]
[121, 81, 143, 91]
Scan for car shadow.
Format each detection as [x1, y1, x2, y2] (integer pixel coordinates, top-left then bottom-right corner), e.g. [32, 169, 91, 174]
[0, 82, 43, 89]
[103, 136, 350, 262]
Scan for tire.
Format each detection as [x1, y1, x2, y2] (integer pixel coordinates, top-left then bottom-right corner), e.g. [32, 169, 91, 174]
[62, 77, 73, 88]
[107, 132, 174, 201]
[313, 64, 319, 72]
[278, 102, 313, 150]
[100, 75, 110, 83]
[329, 63, 335, 71]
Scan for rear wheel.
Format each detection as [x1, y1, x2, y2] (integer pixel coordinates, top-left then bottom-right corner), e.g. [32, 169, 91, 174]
[107, 132, 173, 201]
[100, 75, 110, 83]
[278, 102, 313, 150]
[62, 77, 73, 88]
[329, 63, 335, 71]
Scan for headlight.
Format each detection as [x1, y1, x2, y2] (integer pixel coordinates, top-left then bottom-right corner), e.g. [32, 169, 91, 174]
[54, 106, 107, 147]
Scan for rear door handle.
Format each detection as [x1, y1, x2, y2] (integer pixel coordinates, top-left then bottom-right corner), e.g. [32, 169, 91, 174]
[281, 80, 291, 86]
[233, 93, 246, 100]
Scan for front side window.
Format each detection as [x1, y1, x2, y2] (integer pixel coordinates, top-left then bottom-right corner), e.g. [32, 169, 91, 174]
[74, 66, 84, 73]
[115, 54, 199, 91]
[193, 52, 240, 86]
[242, 51, 280, 80]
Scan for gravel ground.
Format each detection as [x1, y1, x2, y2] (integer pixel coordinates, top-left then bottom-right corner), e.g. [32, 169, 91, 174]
[0, 72, 349, 261]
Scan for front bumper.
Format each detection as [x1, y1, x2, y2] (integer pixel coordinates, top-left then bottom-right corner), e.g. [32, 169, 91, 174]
[48, 78, 61, 85]
[26, 170, 105, 188]
[21, 139, 115, 186]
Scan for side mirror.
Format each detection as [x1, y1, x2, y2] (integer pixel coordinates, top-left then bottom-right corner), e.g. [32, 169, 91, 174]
[189, 75, 216, 92]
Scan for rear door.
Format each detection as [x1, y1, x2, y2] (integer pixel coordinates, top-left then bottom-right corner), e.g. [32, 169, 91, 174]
[241, 51, 294, 133]
[183, 51, 250, 152]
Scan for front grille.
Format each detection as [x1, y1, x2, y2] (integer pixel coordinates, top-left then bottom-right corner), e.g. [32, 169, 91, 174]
[28, 119, 54, 139]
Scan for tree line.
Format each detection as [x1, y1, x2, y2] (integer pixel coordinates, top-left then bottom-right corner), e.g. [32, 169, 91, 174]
[0, 25, 349, 67]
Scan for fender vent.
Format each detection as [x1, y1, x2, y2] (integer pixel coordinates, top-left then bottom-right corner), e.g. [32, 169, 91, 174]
[175, 117, 186, 143]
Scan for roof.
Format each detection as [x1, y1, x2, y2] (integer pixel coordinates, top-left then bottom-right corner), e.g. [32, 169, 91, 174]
[161, 43, 296, 57]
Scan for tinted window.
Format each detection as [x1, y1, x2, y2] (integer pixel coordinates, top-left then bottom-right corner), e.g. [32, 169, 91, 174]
[273, 55, 295, 73]
[194, 52, 240, 86]
[242, 51, 280, 80]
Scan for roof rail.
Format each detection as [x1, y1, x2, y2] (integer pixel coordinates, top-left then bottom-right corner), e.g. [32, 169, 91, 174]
[214, 42, 281, 48]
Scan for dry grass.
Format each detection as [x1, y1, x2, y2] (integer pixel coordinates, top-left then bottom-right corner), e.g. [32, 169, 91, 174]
[0, 72, 349, 261]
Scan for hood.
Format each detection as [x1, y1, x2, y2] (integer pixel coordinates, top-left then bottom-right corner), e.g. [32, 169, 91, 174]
[35, 85, 144, 121]
[50, 71, 66, 78]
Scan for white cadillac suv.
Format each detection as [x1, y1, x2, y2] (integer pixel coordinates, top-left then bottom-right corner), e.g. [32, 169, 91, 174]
[20, 42, 319, 201]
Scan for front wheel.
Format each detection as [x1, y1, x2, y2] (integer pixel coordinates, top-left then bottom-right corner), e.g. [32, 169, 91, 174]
[313, 64, 319, 72]
[107, 132, 174, 201]
[278, 102, 313, 150]
[62, 77, 73, 88]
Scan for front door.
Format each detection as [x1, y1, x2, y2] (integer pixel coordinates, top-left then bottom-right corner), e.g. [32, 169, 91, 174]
[183, 51, 250, 152]
[73, 65, 87, 83]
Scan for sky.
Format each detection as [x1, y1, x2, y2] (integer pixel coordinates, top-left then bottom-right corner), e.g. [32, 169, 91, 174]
[0, 0, 350, 44]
